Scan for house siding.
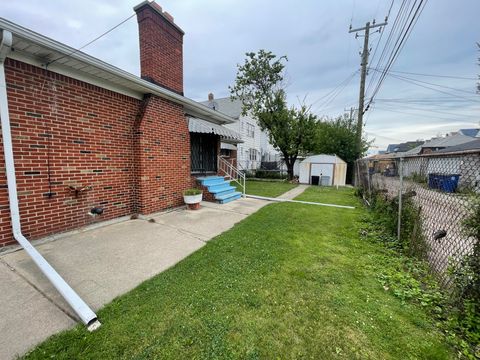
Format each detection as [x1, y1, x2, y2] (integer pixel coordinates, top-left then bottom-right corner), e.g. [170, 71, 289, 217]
[224, 114, 263, 170]
[0, 58, 190, 248]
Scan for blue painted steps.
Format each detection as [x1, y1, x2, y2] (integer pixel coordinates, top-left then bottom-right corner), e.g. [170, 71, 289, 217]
[197, 176, 242, 204]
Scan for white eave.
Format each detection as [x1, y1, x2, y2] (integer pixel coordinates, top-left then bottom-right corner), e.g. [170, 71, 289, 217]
[0, 17, 234, 125]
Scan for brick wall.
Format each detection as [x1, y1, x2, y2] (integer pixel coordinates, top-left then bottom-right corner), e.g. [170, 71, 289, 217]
[135, 95, 191, 213]
[0, 58, 190, 247]
[135, 2, 184, 94]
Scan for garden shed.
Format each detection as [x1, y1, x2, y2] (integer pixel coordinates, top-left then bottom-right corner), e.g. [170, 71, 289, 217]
[298, 154, 347, 186]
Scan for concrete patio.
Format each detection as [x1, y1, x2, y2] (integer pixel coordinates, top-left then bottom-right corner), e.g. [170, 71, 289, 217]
[0, 197, 269, 359]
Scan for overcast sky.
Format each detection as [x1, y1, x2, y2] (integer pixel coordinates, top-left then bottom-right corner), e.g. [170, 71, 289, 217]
[2, 0, 479, 151]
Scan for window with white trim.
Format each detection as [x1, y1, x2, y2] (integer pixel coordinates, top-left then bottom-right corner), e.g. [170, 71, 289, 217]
[249, 148, 257, 161]
[246, 123, 255, 138]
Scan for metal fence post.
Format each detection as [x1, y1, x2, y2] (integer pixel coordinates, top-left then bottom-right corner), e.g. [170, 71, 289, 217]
[397, 157, 404, 241]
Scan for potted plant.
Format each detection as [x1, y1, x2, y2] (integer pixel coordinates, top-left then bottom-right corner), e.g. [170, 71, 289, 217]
[183, 188, 203, 210]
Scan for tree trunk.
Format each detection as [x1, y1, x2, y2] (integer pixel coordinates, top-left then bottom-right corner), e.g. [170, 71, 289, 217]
[286, 162, 294, 180]
[283, 154, 297, 181]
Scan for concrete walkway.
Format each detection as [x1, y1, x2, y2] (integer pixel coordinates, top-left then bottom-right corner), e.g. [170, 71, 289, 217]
[277, 184, 309, 200]
[0, 197, 267, 359]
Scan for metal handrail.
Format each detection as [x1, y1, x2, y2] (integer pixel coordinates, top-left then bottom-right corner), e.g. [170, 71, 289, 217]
[218, 156, 246, 198]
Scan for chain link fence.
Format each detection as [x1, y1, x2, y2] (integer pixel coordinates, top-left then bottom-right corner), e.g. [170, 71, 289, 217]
[355, 151, 480, 287]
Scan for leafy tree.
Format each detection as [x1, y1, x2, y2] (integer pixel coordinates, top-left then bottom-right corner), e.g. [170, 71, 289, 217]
[230, 50, 317, 180]
[314, 113, 370, 183]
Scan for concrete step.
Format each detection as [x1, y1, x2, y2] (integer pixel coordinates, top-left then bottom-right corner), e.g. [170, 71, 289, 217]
[209, 185, 236, 195]
[196, 176, 225, 186]
[216, 191, 242, 204]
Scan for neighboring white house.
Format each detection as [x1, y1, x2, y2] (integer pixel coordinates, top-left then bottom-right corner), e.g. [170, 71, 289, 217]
[202, 94, 281, 170]
[298, 154, 347, 186]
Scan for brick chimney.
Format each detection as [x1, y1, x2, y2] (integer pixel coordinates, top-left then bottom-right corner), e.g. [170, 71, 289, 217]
[134, 1, 184, 95]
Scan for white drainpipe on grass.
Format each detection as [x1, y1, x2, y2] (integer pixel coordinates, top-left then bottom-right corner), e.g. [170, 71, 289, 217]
[0, 30, 100, 331]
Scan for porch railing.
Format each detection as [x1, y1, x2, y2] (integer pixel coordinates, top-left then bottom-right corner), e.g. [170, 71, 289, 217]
[218, 156, 246, 198]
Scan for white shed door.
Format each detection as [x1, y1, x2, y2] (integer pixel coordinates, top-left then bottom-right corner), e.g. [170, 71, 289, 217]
[311, 163, 334, 185]
[299, 162, 310, 184]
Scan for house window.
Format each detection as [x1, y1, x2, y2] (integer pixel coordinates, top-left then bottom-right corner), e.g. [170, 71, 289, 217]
[249, 148, 257, 161]
[246, 123, 255, 138]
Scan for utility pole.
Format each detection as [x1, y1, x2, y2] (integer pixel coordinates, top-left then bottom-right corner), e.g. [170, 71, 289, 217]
[349, 19, 387, 159]
[343, 107, 356, 121]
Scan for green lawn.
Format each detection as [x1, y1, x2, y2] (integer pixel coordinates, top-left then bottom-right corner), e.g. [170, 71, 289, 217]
[24, 187, 453, 359]
[237, 179, 297, 198]
[296, 185, 357, 206]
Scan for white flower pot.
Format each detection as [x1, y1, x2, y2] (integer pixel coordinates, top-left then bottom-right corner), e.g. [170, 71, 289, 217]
[183, 193, 202, 205]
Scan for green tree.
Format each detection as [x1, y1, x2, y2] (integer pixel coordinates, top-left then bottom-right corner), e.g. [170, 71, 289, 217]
[314, 113, 370, 183]
[230, 50, 317, 180]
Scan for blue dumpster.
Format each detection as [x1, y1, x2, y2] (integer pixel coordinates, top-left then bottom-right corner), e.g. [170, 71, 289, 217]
[428, 173, 439, 189]
[428, 173, 460, 193]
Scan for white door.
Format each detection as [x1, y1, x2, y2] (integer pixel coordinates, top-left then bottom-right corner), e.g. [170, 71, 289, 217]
[310, 163, 334, 186]
[299, 162, 310, 184]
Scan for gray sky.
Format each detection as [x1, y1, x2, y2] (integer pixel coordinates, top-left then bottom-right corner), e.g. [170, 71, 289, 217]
[2, 0, 479, 151]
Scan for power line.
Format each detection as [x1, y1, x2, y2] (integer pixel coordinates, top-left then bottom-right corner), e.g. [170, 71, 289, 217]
[374, 70, 478, 95]
[364, 131, 404, 142]
[367, 0, 428, 108]
[387, 72, 480, 102]
[366, 0, 409, 96]
[376, 97, 480, 104]
[376, 101, 478, 120]
[373, 106, 478, 123]
[311, 70, 359, 110]
[376, 68, 477, 81]
[47, 13, 136, 66]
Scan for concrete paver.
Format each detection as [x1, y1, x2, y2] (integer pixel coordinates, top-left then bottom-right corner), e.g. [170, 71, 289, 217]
[277, 184, 309, 200]
[0, 259, 76, 359]
[0, 197, 267, 359]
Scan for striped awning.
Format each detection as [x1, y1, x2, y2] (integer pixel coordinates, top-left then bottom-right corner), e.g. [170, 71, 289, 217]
[221, 143, 237, 150]
[188, 117, 243, 144]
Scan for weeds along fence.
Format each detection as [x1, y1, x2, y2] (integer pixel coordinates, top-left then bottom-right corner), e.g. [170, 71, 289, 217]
[355, 151, 480, 288]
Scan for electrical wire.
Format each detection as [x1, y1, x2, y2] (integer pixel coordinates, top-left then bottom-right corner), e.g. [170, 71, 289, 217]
[376, 68, 477, 81]
[387, 73, 480, 102]
[372, 69, 478, 95]
[376, 97, 480, 104]
[365, 0, 396, 94]
[373, 106, 478, 123]
[310, 70, 359, 109]
[367, 0, 428, 109]
[376, 101, 477, 120]
[366, 0, 410, 96]
[47, 13, 136, 66]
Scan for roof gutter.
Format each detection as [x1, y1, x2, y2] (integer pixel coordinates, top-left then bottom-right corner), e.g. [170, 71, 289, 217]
[0, 30, 100, 331]
[0, 17, 233, 125]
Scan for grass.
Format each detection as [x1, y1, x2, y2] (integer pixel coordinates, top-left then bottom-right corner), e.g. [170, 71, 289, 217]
[24, 187, 454, 359]
[296, 185, 357, 207]
[237, 179, 297, 198]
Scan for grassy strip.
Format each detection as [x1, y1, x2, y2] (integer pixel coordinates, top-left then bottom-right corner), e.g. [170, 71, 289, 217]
[236, 179, 297, 198]
[25, 188, 453, 359]
[295, 186, 357, 206]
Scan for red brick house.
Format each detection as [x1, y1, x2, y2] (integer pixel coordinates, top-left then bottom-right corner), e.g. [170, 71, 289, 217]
[0, 1, 241, 248]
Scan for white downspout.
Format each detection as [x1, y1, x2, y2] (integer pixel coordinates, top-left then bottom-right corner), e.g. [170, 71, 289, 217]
[0, 30, 100, 331]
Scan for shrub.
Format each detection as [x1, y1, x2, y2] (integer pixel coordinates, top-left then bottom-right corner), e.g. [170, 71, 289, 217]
[183, 188, 202, 196]
[449, 195, 480, 358]
[358, 189, 480, 358]
[246, 169, 287, 179]
[369, 190, 428, 259]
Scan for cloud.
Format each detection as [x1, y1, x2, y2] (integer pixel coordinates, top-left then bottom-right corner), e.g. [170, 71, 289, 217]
[1, 0, 479, 151]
